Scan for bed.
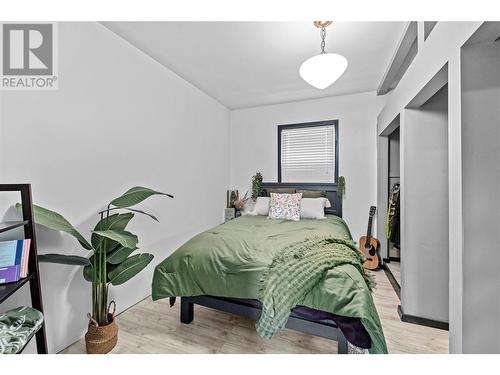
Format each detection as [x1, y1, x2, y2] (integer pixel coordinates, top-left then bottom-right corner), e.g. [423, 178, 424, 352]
[152, 183, 387, 354]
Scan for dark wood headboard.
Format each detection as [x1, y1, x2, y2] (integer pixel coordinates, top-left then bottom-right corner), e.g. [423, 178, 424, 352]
[260, 182, 342, 217]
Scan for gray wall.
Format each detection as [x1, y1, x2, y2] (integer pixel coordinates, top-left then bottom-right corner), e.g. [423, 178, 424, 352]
[401, 86, 449, 322]
[461, 40, 500, 353]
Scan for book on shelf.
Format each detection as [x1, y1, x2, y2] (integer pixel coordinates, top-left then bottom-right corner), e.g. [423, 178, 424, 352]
[0, 239, 31, 284]
[21, 239, 31, 278]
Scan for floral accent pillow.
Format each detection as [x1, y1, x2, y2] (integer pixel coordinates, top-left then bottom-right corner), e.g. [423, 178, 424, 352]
[268, 193, 303, 221]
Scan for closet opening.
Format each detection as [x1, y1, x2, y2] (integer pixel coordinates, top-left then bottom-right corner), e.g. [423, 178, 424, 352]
[377, 114, 401, 298]
[385, 126, 401, 291]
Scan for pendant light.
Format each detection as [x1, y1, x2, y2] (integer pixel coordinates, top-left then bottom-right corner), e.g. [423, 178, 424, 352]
[299, 21, 348, 90]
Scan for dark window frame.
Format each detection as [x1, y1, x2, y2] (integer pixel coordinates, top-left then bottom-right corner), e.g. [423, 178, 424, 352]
[277, 120, 339, 184]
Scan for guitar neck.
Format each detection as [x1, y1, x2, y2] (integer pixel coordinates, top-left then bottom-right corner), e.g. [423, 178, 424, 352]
[366, 216, 373, 240]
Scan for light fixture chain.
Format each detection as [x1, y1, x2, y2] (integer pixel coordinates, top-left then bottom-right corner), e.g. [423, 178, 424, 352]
[320, 27, 326, 54]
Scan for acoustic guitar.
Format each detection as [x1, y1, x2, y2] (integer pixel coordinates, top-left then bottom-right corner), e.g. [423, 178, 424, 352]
[358, 206, 381, 270]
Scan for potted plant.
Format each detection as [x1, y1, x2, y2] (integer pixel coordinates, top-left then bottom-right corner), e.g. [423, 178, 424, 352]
[251, 172, 263, 201]
[338, 176, 346, 199]
[17, 186, 172, 354]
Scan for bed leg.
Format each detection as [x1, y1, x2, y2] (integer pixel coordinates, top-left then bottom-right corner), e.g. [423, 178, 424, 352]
[337, 330, 348, 354]
[180, 297, 194, 324]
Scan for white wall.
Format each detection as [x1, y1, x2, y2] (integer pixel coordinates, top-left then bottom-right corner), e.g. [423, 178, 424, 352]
[461, 40, 500, 353]
[0, 22, 230, 353]
[401, 86, 449, 322]
[230, 91, 387, 241]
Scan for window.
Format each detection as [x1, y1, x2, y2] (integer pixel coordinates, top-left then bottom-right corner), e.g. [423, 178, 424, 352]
[278, 120, 338, 183]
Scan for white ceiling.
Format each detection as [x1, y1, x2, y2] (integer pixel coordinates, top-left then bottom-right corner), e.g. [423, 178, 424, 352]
[102, 22, 407, 109]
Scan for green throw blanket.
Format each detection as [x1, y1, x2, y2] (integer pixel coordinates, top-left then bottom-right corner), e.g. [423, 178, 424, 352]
[256, 236, 374, 339]
[0, 306, 44, 354]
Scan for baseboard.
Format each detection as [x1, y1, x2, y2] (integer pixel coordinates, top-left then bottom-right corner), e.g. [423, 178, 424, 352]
[397, 305, 449, 331]
[382, 264, 400, 299]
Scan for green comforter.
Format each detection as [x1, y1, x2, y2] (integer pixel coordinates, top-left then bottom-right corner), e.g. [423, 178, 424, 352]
[152, 215, 387, 353]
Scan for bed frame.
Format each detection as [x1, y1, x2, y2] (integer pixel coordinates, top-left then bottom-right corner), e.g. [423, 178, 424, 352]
[179, 182, 348, 353]
[180, 296, 348, 353]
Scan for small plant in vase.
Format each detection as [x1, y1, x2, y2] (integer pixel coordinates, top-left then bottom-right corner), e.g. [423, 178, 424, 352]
[233, 191, 249, 216]
[17, 186, 172, 354]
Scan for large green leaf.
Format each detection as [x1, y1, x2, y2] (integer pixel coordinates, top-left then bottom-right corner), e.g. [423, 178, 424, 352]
[117, 208, 159, 222]
[16, 203, 92, 250]
[98, 207, 159, 222]
[107, 246, 136, 265]
[107, 253, 154, 285]
[91, 213, 134, 251]
[83, 264, 95, 282]
[81, 245, 135, 282]
[110, 186, 173, 208]
[39, 253, 90, 266]
[91, 229, 138, 249]
[82, 254, 107, 282]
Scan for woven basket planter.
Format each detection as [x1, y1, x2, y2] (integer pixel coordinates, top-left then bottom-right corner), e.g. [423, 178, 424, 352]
[85, 313, 118, 354]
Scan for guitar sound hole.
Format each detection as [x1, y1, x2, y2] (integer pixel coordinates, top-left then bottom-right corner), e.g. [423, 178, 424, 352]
[369, 248, 376, 256]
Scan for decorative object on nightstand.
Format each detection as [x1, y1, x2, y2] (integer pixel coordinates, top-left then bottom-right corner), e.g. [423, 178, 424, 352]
[225, 190, 238, 222]
[251, 172, 263, 201]
[16, 186, 173, 354]
[233, 191, 249, 218]
[226, 189, 248, 219]
[233, 191, 249, 211]
[226, 190, 239, 208]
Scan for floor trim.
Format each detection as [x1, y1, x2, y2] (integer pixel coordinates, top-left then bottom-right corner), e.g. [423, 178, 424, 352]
[397, 305, 449, 331]
[382, 264, 401, 299]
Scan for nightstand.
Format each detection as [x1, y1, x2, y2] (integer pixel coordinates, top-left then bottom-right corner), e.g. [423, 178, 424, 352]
[224, 208, 235, 222]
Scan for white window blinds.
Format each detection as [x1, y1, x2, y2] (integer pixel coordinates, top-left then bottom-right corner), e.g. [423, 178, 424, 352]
[280, 124, 335, 183]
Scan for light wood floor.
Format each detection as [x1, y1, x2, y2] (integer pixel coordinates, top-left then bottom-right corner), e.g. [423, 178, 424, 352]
[61, 270, 448, 354]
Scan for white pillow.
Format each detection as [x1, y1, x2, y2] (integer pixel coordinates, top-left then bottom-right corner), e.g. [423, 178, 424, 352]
[300, 198, 330, 219]
[248, 197, 270, 216]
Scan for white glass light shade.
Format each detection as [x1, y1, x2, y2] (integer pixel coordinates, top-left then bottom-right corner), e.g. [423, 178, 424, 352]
[299, 53, 348, 89]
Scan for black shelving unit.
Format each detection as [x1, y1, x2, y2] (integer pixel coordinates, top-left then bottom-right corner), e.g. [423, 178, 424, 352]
[0, 184, 48, 354]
